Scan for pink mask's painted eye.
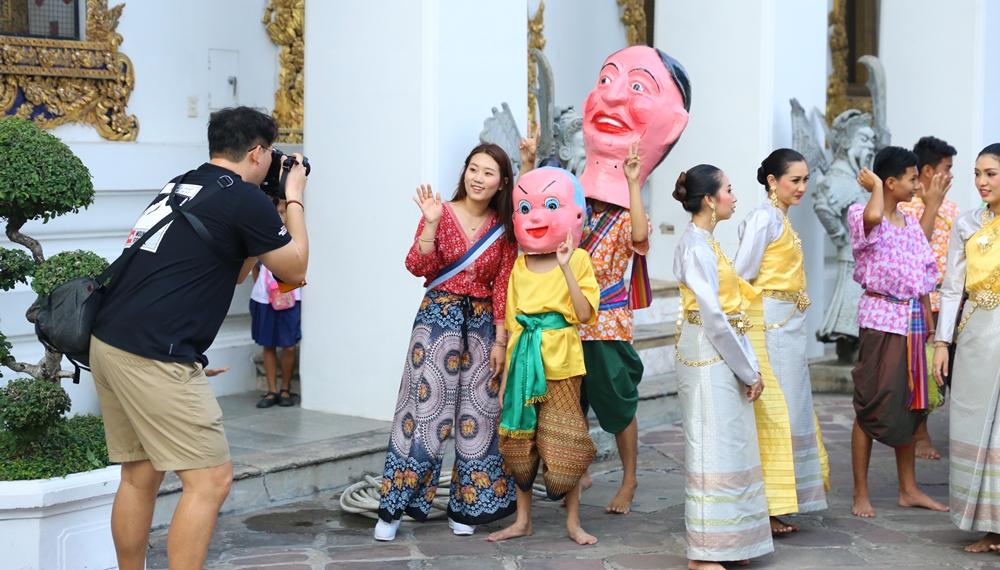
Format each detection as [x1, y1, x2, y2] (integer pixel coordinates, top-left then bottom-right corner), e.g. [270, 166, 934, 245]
[518, 200, 530, 215]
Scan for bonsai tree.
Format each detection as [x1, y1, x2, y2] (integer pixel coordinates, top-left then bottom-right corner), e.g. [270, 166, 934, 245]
[0, 118, 108, 383]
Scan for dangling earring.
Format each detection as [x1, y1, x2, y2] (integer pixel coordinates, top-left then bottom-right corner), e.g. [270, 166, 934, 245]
[709, 202, 717, 229]
[769, 187, 779, 208]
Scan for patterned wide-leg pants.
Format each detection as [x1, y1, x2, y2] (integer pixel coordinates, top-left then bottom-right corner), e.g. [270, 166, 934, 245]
[378, 292, 517, 524]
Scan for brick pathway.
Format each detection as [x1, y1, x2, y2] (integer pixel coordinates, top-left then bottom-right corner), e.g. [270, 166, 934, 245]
[148, 395, 1000, 569]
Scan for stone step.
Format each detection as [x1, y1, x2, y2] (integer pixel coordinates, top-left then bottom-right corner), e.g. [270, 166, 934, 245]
[634, 279, 679, 328]
[634, 322, 676, 379]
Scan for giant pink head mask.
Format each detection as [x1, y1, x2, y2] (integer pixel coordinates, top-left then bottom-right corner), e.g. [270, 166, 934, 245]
[579, 46, 690, 208]
[513, 167, 587, 254]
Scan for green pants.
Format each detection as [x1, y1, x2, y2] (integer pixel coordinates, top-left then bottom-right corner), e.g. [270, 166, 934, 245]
[580, 340, 643, 434]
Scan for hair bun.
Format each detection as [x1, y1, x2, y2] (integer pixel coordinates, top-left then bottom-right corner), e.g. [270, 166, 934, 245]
[756, 165, 767, 186]
[672, 171, 688, 203]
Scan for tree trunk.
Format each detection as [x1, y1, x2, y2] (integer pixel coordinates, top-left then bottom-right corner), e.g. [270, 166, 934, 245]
[6, 215, 44, 264]
[4, 349, 72, 383]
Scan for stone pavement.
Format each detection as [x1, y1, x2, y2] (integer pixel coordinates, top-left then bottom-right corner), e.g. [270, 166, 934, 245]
[147, 395, 1000, 569]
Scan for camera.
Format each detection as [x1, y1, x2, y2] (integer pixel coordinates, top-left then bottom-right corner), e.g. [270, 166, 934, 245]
[260, 149, 311, 200]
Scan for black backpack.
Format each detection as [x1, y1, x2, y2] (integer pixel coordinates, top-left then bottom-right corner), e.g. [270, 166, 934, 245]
[35, 172, 240, 382]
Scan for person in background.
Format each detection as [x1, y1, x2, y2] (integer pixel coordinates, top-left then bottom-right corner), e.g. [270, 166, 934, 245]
[898, 136, 957, 460]
[252, 199, 302, 408]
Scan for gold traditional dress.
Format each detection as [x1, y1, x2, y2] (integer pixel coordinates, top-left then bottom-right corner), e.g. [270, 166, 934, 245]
[734, 202, 830, 517]
[939, 208, 1000, 532]
[673, 223, 773, 562]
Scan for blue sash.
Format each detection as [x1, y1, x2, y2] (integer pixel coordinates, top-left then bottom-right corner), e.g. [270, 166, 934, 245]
[426, 223, 505, 291]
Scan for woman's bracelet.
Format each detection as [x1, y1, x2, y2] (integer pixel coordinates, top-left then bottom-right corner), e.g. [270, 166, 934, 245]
[927, 329, 936, 335]
[285, 199, 304, 211]
[493, 341, 506, 348]
[933, 340, 949, 347]
[418, 237, 435, 243]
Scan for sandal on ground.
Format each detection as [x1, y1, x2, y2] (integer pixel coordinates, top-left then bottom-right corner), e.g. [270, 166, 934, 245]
[256, 392, 279, 409]
[278, 389, 295, 407]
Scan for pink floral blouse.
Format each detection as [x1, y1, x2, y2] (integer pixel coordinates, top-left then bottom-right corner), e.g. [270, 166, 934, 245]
[848, 203, 938, 336]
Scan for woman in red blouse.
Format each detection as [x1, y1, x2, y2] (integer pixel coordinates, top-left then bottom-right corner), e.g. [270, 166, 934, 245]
[375, 142, 528, 541]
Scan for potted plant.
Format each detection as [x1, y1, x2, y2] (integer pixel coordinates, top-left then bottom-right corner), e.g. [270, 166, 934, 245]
[0, 118, 119, 569]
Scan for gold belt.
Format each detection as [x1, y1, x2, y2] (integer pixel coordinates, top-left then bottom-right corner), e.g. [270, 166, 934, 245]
[685, 310, 752, 335]
[969, 289, 1000, 310]
[761, 289, 811, 312]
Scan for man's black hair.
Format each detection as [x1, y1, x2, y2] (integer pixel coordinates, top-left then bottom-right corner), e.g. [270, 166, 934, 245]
[873, 146, 919, 182]
[912, 136, 957, 173]
[208, 107, 279, 163]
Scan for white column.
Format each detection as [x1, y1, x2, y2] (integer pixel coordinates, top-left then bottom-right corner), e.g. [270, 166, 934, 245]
[301, 0, 527, 420]
[880, 0, 991, 212]
[650, 0, 827, 357]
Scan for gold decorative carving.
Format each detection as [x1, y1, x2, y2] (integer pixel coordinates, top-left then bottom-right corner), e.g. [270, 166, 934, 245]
[0, 0, 138, 141]
[826, 0, 872, 125]
[618, 0, 647, 47]
[527, 1, 545, 129]
[264, 0, 303, 144]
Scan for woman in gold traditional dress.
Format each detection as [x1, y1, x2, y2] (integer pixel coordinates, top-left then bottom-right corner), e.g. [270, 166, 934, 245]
[672, 165, 771, 570]
[933, 143, 1000, 554]
[734, 149, 830, 534]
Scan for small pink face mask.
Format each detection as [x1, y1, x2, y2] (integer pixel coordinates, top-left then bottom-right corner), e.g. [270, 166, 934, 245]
[512, 167, 586, 254]
[579, 46, 689, 208]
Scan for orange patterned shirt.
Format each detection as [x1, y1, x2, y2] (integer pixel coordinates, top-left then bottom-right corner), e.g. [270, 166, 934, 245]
[578, 208, 651, 342]
[897, 197, 959, 312]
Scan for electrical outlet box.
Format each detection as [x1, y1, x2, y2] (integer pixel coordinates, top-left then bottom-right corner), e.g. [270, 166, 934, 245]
[187, 96, 198, 117]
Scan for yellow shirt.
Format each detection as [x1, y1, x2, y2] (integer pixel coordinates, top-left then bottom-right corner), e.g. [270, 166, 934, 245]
[681, 238, 757, 315]
[966, 214, 1000, 294]
[505, 248, 600, 380]
[753, 220, 806, 293]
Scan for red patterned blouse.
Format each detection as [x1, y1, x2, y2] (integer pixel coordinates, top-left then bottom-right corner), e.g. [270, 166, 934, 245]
[405, 202, 518, 325]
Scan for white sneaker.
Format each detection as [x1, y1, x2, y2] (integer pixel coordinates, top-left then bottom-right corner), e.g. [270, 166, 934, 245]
[374, 518, 400, 541]
[448, 518, 476, 536]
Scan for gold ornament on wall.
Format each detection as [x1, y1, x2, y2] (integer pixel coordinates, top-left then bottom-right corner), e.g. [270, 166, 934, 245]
[826, 0, 874, 125]
[264, 0, 303, 144]
[618, 0, 647, 47]
[0, 0, 138, 141]
[527, 1, 545, 129]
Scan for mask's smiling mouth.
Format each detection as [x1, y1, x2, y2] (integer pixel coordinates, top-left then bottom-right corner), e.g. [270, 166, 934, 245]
[526, 227, 549, 239]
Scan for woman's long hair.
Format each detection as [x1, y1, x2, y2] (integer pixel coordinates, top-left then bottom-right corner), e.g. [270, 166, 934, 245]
[452, 143, 515, 242]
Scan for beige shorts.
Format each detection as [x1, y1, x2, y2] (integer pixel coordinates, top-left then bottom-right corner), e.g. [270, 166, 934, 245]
[90, 335, 230, 471]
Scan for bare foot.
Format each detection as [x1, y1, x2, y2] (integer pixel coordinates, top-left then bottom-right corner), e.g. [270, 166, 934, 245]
[606, 479, 638, 514]
[914, 437, 941, 460]
[563, 471, 594, 506]
[770, 516, 799, 534]
[898, 490, 949, 512]
[486, 519, 532, 542]
[688, 561, 726, 570]
[852, 495, 876, 518]
[967, 532, 1000, 552]
[567, 524, 598, 545]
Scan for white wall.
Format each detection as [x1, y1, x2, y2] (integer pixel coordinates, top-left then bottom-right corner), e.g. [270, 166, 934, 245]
[300, 0, 527, 421]
[0, 0, 280, 414]
[880, 0, 987, 212]
[532, 0, 628, 114]
[772, 0, 830, 358]
[649, 0, 772, 261]
[982, 0, 1000, 147]
[649, 0, 829, 358]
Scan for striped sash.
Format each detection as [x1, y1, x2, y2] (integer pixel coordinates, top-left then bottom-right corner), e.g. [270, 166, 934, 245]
[864, 291, 929, 410]
[581, 205, 652, 311]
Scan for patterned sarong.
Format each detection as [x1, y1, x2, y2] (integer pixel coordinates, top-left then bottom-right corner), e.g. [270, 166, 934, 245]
[863, 291, 929, 410]
[499, 376, 596, 500]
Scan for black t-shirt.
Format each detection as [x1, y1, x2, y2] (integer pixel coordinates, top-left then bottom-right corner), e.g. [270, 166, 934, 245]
[92, 163, 292, 366]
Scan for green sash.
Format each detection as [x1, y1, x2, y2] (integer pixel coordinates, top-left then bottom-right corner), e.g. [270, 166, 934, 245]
[499, 312, 572, 439]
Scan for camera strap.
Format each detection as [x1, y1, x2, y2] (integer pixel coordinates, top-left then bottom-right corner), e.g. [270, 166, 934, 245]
[167, 175, 242, 264]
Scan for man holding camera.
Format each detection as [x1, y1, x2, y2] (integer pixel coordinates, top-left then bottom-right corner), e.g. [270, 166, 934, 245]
[89, 107, 309, 570]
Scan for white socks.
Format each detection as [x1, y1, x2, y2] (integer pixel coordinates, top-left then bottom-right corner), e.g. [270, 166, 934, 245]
[373, 518, 400, 541]
[449, 518, 476, 536]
